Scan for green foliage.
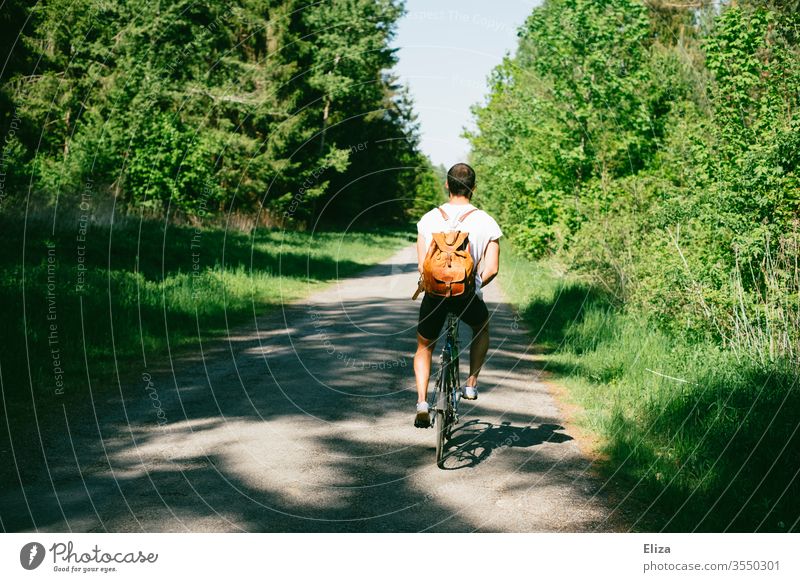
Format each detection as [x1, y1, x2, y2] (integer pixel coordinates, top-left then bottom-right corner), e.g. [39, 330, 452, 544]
[124, 114, 221, 213]
[492, 0, 800, 531]
[0, 214, 412, 405]
[468, 0, 663, 255]
[469, 0, 800, 342]
[1, 0, 436, 225]
[404, 157, 445, 220]
[503, 250, 800, 531]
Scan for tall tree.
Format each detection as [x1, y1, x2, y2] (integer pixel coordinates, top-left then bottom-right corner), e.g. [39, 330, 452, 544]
[2, 0, 435, 226]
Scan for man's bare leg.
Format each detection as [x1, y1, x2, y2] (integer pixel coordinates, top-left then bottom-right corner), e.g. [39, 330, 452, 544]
[466, 321, 489, 388]
[414, 333, 436, 403]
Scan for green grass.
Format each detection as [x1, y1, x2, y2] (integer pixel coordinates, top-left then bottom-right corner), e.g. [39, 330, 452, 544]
[502, 248, 800, 532]
[0, 215, 413, 404]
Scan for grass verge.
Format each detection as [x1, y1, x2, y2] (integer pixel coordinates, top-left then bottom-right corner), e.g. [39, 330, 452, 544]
[0, 215, 412, 407]
[501, 248, 800, 532]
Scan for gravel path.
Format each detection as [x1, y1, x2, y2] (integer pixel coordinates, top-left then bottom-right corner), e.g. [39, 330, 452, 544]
[2, 246, 624, 532]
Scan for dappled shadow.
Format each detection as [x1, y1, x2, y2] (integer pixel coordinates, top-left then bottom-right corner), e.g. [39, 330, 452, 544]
[508, 263, 800, 532]
[0, 247, 618, 532]
[519, 282, 611, 349]
[440, 420, 573, 470]
[354, 261, 419, 279]
[0, 217, 381, 283]
[601, 365, 800, 533]
[0, 393, 480, 532]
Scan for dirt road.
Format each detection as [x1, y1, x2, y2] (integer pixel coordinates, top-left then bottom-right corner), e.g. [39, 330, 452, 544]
[2, 246, 624, 532]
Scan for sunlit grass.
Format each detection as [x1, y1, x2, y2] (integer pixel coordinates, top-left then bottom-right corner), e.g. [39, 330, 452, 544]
[0, 217, 413, 401]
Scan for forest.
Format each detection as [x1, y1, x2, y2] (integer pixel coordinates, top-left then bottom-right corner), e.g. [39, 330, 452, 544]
[476, 0, 800, 530]
[0, 0, 438, 226]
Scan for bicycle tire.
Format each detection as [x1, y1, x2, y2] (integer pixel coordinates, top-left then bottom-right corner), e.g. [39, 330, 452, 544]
[434, 314, 460, 468]
[435, 409, 447, 467]
[437, 370, 458, 467]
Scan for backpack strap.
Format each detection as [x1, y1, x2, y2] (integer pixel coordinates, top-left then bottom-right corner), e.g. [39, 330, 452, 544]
[433, 231, 469, 251]
[438, 206, 478, 225]
[455, 208, 478, 224]
[412, 278, 424, 300]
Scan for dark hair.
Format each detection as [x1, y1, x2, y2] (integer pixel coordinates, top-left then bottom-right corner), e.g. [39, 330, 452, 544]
[446, 163, 476, 197]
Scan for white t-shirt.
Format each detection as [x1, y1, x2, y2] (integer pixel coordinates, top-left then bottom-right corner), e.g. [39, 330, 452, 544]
[417, 202, 503, 299]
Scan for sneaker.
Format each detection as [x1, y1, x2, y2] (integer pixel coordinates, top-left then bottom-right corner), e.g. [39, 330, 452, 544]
[461, 385, 478, 400]
[414, 401, 431, 428]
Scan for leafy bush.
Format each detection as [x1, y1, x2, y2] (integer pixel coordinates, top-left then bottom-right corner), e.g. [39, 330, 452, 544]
[470, 0, 800, 344]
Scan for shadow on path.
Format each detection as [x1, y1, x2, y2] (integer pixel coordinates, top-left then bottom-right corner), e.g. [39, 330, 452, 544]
[0, 247, 618, 532]
[440, 420, 574, 470]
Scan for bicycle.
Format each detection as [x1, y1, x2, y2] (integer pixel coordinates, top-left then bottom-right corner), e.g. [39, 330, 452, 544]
[429, 312, 462, 468]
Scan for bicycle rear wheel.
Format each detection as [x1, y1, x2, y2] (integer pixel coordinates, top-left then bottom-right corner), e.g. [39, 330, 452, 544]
[435, 409, 447, 467]
[435, 379, 457, 467]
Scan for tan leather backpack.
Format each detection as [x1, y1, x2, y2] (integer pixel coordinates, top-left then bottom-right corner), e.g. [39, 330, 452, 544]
[413, 207, 479, 299]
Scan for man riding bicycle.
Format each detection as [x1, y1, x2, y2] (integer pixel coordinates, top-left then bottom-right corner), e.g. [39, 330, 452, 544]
[413, 163, 502, 427]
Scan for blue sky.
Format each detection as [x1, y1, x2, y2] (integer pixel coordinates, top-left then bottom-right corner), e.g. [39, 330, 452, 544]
[392, 0, 542, 169]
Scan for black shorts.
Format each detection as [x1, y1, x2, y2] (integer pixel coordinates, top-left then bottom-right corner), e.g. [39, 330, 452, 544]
[417, 291, 489, 340]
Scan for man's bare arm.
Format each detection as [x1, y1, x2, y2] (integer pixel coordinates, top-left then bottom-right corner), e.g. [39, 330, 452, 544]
[480, 239, 500, 288]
